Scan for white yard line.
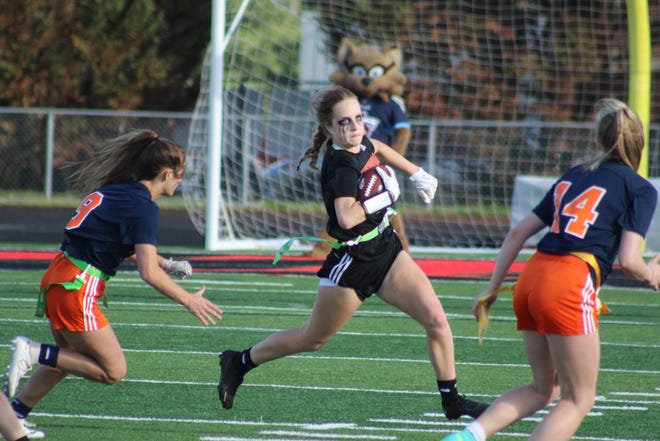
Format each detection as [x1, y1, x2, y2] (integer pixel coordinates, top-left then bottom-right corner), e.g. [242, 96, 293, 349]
[25, 410, 657, 441]
[1, 314, 660, 356]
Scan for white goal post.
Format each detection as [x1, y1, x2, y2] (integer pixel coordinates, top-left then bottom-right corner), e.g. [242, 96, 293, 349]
[183, 0, 655, 251]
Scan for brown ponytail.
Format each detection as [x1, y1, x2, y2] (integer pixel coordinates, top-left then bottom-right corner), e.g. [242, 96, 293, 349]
[69, 130, 185, 195]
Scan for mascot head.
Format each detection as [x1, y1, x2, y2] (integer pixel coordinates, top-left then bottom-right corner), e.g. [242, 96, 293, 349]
[330, 37, 406, 102]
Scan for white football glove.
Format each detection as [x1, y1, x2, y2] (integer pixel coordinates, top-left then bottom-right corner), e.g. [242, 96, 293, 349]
[162, 258, 193, 279]
[410, 168, 438, 204]
[376, 165, 401, 202]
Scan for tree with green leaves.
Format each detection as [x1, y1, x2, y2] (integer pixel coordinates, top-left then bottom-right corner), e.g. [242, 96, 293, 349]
[0, 0, 210, 110]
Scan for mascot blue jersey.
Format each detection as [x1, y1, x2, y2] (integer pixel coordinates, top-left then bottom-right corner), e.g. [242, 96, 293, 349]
[60, 180, 160, 275]
[359, 96, 410, 145]
[533, 160, 657, 282]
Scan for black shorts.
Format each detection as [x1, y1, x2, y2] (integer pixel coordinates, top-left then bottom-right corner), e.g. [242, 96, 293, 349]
[317, 226, 403, 301]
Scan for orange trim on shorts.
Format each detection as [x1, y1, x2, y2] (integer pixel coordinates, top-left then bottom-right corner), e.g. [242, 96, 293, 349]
[513, 252, 599, 336]
[41, 252, 109, 332]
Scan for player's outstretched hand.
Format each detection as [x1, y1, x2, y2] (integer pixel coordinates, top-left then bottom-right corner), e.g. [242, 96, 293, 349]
[185, 286, 223, 325]
[163, 258, 193, 279]
[410, 168, 437, 204]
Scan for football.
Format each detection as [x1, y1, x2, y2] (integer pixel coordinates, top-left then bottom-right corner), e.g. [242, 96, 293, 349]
[357, 164, 388, 200]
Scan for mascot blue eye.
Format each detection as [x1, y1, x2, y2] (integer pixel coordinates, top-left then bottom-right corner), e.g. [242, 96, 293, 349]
[368, 65, 386, 77]
[350, 65, 367, 76]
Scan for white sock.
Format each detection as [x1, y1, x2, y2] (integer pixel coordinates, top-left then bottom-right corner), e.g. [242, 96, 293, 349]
[28, 341, 41, 365]
[466, 421, 486, 441]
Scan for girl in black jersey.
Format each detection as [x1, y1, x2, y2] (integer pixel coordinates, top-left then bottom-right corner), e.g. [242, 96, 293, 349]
[218, 85, 488, 420]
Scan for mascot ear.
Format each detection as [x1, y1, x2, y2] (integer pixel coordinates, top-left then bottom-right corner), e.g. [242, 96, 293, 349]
[336, 37, 358, 72]
[384, 46, 403, 71]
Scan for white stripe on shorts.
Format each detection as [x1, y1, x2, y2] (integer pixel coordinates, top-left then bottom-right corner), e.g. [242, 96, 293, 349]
[83, 275, 101, 332]
[580, 272, 597, 334]
[329, 252, 353, 284]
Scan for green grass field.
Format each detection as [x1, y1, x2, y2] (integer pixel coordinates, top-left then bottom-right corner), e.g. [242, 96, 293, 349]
[0, 269, 658, 440]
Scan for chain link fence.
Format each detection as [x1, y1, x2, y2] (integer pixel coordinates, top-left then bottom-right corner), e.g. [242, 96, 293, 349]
[1, 107, 659, 203]
[0, 108, 193, 198]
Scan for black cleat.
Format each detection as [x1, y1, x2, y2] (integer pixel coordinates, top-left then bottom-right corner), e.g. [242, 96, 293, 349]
[217, 350, 245, 409]
[442, 395, 489, 420]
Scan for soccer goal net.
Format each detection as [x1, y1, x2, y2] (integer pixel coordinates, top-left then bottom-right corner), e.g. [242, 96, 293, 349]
[183, 0, 657, 250]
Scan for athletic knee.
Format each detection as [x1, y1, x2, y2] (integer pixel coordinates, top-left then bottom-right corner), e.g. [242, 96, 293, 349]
[101, 362, 127, 385]
[302, 339, 328, 352]
[533, 382, 560, 406]
[425, 311, 452, 337]
[583, 395, 596, 413]
[103, 372, 126, 385]
[569, 393, 596, 416]
[105, 371, 126, 385]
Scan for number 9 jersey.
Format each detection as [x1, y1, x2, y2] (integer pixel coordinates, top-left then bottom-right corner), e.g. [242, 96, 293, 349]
[533, 159, 657, 284]
[60, 180, 160, 276]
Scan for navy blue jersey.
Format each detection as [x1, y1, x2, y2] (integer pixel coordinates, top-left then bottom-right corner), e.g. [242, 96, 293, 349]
[60, 180, 160, 275]
[359, 96, 410, 144]
[534, 160, 657, 282]
[320, 136, 385, 241]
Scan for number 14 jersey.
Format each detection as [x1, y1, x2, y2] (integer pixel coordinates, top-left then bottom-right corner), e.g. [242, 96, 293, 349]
[533, 159, 657, 283]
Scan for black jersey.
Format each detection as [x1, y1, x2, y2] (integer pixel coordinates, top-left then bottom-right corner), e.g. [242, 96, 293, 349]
[320, 136, 387, 242]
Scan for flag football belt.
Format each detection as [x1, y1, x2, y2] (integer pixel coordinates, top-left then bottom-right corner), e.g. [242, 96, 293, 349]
[569, 251, 601, 287]
[35, 252, 111, 317]
[273, 208, 395, 265]
[569, 251, 610, 315]
[476, 251, 607, 344]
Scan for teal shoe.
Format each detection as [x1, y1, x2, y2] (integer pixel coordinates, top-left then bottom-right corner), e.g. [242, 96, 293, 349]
[441, 429, 477, 441]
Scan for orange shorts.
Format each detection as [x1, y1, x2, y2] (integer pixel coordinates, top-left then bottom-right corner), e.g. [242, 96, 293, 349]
[513, 251, 599, 336]
[41, 252, 109, 332]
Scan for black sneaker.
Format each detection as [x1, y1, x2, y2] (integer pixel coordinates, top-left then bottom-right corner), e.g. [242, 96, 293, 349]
[217, 350, 245, 409]
[442, 395, 489, 420]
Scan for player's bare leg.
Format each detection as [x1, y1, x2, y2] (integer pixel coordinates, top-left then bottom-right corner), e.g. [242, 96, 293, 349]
[474, 331, 560, 438]
[15, 325, 126, 408]
[0, 394, 26, 441]
[219, 285, 362, 409]
[377, 251, 488, 419]
[529, 333, 599, 441]
[252, 285, 362, 363]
